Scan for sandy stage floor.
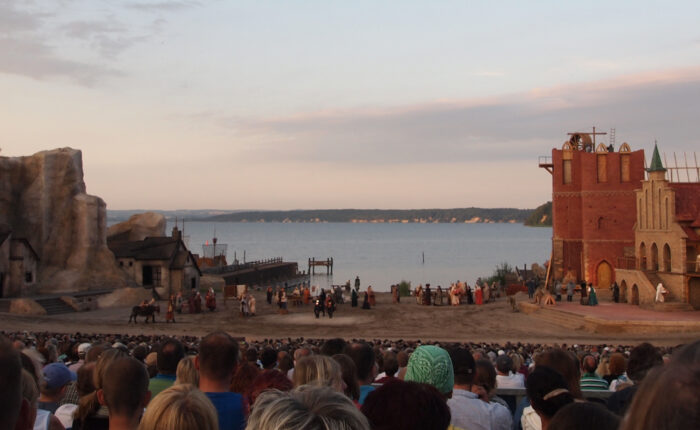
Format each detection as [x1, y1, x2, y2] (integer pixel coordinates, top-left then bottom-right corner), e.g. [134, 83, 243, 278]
[1, 291, 698, 346]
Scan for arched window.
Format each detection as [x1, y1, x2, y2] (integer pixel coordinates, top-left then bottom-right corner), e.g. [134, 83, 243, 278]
[651, 243, 659, 271]
[639, 242, 647, 270]
[663, 244, 671, 272]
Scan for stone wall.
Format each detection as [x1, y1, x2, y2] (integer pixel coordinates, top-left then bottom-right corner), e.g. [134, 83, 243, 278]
[0, 148, 127, 294]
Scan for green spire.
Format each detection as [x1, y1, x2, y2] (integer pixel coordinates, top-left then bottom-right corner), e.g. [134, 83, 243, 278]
[647, 143, 666, 172]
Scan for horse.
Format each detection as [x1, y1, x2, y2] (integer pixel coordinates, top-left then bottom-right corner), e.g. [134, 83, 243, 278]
[129, 304, 160, 324]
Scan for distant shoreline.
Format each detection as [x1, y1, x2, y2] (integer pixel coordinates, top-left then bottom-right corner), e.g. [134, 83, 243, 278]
[108, 206, 553, 226]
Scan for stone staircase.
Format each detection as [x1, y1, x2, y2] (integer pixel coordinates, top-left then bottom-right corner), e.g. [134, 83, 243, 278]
[642, 271, 694, 311]
[35, 298, 76, 315]
[529, 307, 587, 330]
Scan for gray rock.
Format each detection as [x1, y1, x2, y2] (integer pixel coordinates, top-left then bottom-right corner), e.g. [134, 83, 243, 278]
[0, 148, 127, 294]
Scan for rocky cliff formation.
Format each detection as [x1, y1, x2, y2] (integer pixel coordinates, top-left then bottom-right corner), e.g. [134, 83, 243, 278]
[0, 148, 127, 293]
[107, 212, 166, 242]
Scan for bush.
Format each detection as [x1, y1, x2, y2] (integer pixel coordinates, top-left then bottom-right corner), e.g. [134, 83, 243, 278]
[397, 280, 412, 297]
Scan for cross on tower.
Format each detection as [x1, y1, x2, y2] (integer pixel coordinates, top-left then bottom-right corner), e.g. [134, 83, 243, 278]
[568, 126, 607, 149]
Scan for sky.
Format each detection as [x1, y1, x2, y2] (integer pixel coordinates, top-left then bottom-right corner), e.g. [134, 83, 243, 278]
[1, 0, 699, 210]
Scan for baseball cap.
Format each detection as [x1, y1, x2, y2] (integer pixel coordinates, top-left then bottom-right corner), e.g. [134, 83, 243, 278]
[43, 363, 77, 389]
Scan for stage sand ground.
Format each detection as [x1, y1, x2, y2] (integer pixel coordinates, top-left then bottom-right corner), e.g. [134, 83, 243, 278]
[1, 291, 698, 346]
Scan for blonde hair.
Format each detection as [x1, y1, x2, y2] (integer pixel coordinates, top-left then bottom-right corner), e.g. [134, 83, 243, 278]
[138, 384, 218, 430]
[175, 356, 199, 387]
[246, 386, 369, 430]
[292, 355, 344, 392]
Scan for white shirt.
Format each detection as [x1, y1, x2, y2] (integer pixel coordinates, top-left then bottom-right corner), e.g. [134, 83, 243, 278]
[447, 389, 494, 430]
[496, 371, 525, 389]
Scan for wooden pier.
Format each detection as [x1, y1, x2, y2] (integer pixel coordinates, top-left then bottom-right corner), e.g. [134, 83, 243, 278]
[308, 257, 333, 275]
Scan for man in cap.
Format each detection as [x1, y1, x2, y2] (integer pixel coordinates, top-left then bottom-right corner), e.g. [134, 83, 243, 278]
[38, 363, 77, 413]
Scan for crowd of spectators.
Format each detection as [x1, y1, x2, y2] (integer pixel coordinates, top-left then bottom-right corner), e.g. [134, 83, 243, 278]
[1, 329, 697, 430]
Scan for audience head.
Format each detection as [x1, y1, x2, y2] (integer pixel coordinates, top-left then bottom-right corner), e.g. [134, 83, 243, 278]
[98, 356, 150, 420]
[608, 353, 627, 376]
[382, 351, 399, 378]
[0, 337, 23, 429]
[247, 369, 293, 406]
[581, 355, 598, 373]
[621, 345, 699, 430]
[76, 362, 96, 396]
[535, 348, 582, 398]
[347, 342, 376, 385]
[332, 353, 360, 401]
[40, 362, 76, 400]
[293, 355, 345, 392]
[320, 338, 348, 357]
[260, 347, 278, 370]
[526, 366, 575, 423]
[362, 380, 451, 430]
[404, 345, 454, 397]
[138, 384, 218, 430]
[247, 386, 369, 430]
[495, 354, 514, 374]
[245, 347, 259, 364]
[449, 348, 476, 387]
[175, 356, 199, 386]
[548, 402, 620, 430]
[157, 338, 185, 375]
[626, 342, 663, 383]
[197, 332, 239, 384]
[473, 359, 497, 395]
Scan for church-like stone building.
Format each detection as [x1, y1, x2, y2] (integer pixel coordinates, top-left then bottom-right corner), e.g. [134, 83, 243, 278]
[543, 131, 699, 310]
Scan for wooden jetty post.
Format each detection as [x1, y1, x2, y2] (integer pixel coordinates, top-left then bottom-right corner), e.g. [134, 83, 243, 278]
[308, 257, 333, 275]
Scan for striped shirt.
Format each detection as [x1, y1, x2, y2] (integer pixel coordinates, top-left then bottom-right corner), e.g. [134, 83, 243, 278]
[580, 372, 609, 391]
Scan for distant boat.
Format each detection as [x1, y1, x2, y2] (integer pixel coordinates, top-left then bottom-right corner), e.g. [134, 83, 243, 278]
[198, 236, 229, 268]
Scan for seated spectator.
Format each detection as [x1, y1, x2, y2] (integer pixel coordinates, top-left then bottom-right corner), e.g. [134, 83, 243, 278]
[229, 362, 260, 396]
[97, 356, 151, 430]
[605, 352, 629, 391]
[55, 362, 96, 430]
[346, 342, 377, 405]
[260, 347, 278, 370]
[247, 386, 369, 429]
[447, 348, 511, 430]
[472, 359, 510, 411]
[149, 338, 185, 400]
[579, 355, 609, 391]
[404, 345, 454, 398]
[175, 356, 199, 387]
[606, 342, 662, 416]
[396, 350, 409, 380]
[548, 402, 620, 430]
[620, 340, 699, 430]
[524, 366, 575, 430]
[38, 363, 76, 413]
[495, 354, 525, 389]
[374, 351, 399, 384]
[292, 355, 345, 393]
[320, 338, 347, 357]
[138, 384, 218, 430]
[362, 379, 450, 430]
[287, 347, 312, 380]
[332, 354, 360, 404]
[246, 369, 293, 406]
[0, 337, 26, 430]
[196, 332, 245, 430]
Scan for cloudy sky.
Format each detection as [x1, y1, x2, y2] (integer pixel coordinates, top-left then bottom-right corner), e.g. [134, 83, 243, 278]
[1, 0, 699, 210]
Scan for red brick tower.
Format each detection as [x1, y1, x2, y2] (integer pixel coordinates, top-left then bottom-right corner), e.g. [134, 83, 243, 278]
[542, 130, 646, 288]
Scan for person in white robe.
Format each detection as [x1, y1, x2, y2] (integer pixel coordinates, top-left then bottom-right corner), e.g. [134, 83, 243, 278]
[655, 283, 667, 303]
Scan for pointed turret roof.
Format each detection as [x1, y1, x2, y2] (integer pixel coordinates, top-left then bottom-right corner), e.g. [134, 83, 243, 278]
[647, 143, 666, 172]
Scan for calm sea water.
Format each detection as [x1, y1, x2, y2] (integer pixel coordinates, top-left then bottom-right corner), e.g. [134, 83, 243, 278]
[168, 222, 551, 292]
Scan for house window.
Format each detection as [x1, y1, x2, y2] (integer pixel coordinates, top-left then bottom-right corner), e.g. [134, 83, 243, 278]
[142, 266, 162, 286]
[129, 261, 133, 267]
[25, 272, 33, 283]
[597, 154, 607, 183]
[563, 159, 572, 184]
[119, 261, 124, 267]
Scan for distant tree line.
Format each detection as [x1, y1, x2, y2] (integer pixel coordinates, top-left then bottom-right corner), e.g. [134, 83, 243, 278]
[524, 202, 552, 227]
[201, 207, 535, 223]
